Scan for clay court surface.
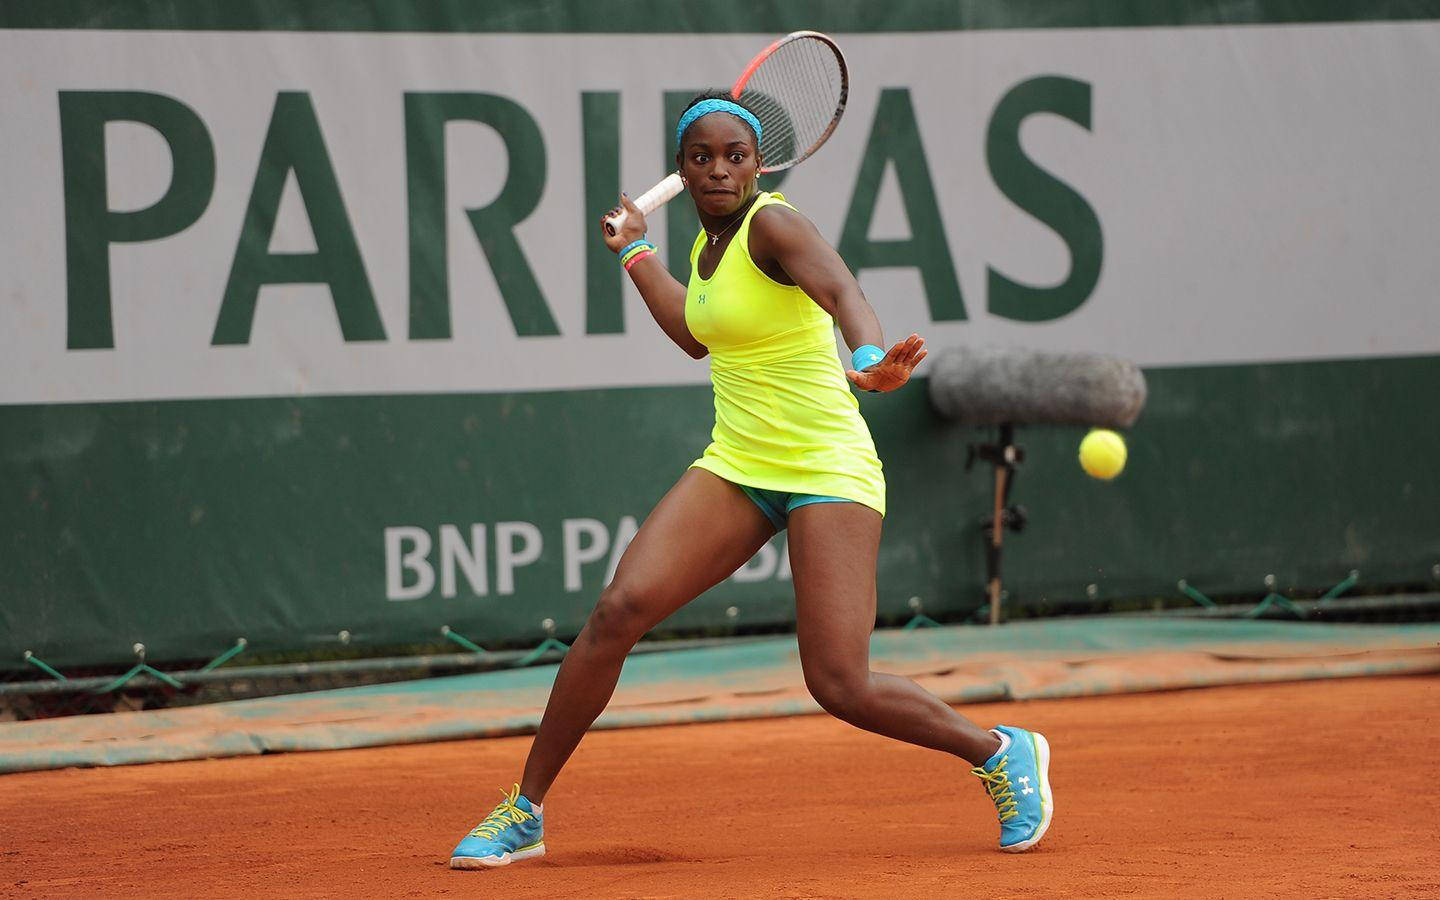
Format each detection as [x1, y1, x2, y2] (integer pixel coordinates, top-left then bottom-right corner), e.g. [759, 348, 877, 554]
[4, 675, 1436, 898]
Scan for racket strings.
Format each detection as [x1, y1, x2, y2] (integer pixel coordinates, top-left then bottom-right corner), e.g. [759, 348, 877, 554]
[736, 36, 845, 171]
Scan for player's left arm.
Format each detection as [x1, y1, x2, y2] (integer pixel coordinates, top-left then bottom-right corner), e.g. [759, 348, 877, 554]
[748, 205, 926, 393]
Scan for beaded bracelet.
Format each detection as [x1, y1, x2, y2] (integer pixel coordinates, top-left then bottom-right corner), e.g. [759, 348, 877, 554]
[620, 240, 656, 267]
[621, 244, 654, 267]
[623, 249, 656, 271]
[619, 238, 652, 259]
[620, 242, 654, 265]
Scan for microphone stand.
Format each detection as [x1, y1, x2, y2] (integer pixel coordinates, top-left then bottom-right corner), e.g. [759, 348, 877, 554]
[967, 423, 1027, 625]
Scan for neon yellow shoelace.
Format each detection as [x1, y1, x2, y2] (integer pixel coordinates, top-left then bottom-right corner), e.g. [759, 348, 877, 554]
[972, 756, 1019, 822]
[468, 784, 535, 839]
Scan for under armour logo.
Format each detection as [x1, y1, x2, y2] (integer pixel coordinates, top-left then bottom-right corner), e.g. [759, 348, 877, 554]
[1017, 775, 1034, 795]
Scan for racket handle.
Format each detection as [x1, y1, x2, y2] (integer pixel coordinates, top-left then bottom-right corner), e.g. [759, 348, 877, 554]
[604, 172, 685, 237]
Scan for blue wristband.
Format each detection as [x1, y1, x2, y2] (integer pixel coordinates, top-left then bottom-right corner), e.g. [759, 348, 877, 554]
[619, 238, 649, 258]
[851, 344, 885, 372]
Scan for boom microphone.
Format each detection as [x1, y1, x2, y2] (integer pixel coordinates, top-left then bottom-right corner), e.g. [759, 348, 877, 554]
[928, 346, 1147, 428]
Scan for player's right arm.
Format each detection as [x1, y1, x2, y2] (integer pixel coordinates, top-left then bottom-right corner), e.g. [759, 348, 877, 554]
[602, 194, 708, 360]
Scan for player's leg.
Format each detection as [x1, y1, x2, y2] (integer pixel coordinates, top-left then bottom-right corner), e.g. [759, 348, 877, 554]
[517, 468, 775, 803]
[452, 469, 773, 868]
[787, 501, 1001, 762]
[788, 500, 1053, 851]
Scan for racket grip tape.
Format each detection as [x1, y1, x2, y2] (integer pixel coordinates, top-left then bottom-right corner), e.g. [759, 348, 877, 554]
[604, 172, 686, 237]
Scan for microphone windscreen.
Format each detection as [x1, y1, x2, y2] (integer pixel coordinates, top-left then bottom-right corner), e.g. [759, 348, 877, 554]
[928, 346, 1147, 428]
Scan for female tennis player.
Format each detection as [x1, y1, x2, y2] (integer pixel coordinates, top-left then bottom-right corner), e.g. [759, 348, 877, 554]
[450, 92, 1053, 868]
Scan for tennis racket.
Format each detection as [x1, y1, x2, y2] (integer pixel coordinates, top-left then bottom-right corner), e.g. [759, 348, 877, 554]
[604, 30, 848, 236]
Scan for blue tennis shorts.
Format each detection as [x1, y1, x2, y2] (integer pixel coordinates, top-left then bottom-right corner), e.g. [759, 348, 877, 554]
[739, 484, 854, 530]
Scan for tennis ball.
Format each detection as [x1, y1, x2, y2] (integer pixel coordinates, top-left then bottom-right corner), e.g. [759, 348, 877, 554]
[1079, 429, 1127, 480]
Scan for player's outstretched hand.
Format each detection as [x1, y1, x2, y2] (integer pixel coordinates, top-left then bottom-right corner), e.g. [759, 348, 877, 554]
[846, 334, 927, 393]
[602, 193, 648, 253]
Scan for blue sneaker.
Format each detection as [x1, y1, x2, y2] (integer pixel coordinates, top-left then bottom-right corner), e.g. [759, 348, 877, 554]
[450, 784, 546, 869]
[971, 725, 1053, 852]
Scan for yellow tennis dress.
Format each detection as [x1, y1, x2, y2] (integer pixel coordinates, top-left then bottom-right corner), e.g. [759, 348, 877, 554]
[685, 192, 886, 517]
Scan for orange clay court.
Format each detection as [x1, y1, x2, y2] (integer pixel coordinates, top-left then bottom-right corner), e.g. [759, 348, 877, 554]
[5, 675, 1436, 899]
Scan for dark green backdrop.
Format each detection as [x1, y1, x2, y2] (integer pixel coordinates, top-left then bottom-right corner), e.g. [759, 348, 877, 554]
[5, 355, 1439, 668]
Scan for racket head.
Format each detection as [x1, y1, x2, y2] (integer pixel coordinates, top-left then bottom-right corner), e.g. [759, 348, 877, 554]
[731, 30, 848, 173]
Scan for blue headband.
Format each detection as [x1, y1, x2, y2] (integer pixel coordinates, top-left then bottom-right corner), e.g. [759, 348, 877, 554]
[675, 99, 763, 148]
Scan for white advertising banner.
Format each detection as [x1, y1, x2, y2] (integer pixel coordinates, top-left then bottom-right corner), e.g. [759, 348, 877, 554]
[2, 23, 1438, 405]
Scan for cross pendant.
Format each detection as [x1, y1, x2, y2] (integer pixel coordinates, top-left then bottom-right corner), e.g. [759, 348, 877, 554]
[710, 235, 719, 245]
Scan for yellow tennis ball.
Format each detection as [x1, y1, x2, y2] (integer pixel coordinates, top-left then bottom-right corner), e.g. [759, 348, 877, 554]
[1079, 429, 1127, 480]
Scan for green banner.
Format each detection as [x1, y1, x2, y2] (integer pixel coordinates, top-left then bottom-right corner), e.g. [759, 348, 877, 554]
[5, 356, 1439, 668]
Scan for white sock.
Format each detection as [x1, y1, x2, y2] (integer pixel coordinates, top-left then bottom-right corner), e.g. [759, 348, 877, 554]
[990, 728, 1011, 758]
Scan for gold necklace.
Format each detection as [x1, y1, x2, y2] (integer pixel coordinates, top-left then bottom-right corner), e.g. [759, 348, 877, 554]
[704, 197, 755, 245]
